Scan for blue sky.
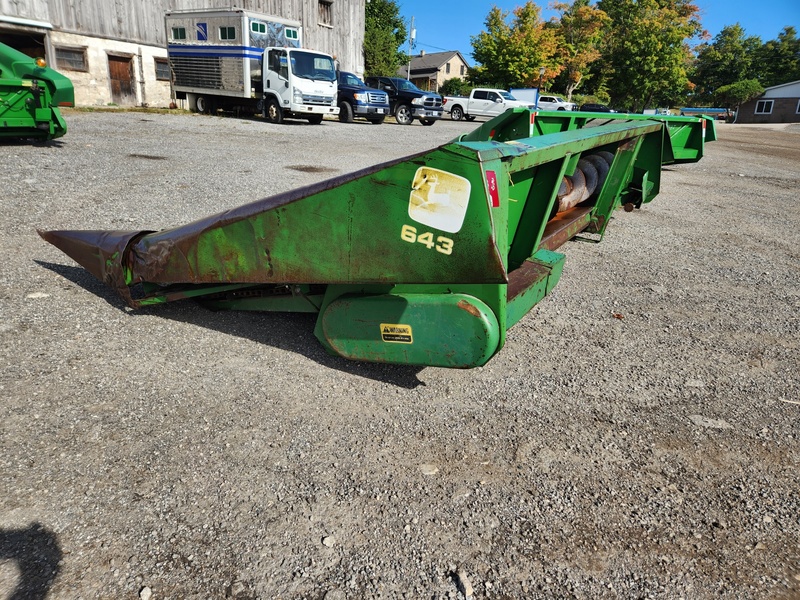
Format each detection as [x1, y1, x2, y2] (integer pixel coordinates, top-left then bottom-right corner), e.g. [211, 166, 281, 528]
[397, 0, 800, 64]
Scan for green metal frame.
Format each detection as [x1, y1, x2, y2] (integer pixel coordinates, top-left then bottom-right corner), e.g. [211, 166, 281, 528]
[0, 42, 74, 140]
[40, 109, 714, 368]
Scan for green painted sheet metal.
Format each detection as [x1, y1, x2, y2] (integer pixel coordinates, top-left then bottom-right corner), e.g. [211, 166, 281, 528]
[39, 107, 714, 368]
[319, 292, 501, 368]
[0, 42, 73, 140]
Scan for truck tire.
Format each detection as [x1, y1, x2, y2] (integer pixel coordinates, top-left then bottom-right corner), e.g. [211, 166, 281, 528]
[557, 107, 566, 111]
[196, 96, 212, 114]
[394, 104, 413, 125]
[419, 119, 436, 126]
[465, 115, 476, 122]
[338, 101, 353, 123]
[368, 116, 385, 125]
[307, 114, 324, 125]
[265, 98, 283, 124]
[450, 105, 464, 121]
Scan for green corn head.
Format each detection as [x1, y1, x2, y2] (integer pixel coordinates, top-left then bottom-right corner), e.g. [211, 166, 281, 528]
[40, 109, 715, 368]
[0, 42, 73, 140]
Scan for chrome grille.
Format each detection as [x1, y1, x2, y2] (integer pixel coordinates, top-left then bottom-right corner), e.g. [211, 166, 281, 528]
[423, 96, 442, 108]
[301, 94, 334, 106]
[367, 92, 388, 104]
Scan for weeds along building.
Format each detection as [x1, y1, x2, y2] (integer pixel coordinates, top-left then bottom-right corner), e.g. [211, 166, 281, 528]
[0, 0, 364, 108]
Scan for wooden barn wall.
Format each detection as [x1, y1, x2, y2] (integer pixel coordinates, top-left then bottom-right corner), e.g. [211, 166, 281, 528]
[0, 0, 365, 71]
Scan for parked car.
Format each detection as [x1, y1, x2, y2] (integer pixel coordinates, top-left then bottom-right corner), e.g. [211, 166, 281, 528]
[443, 88, 534, 121]
[364, 76, 443, 126]
[537, 95, 577, 111]
[336, 71, 390, 124]
[579, 103, 615, 113]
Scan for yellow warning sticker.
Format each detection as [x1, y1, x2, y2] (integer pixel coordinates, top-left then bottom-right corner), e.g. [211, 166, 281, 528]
[380, 323, 413, 344]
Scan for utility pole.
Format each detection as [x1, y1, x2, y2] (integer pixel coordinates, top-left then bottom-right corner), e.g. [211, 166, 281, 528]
[406, 16, 415, 81]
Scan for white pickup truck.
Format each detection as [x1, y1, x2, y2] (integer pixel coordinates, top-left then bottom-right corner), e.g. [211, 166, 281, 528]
[509, 89, 578, 111]
[443, 88, 534, 121]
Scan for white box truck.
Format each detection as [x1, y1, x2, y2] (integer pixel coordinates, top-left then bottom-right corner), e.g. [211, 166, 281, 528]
[165, 8, 338, 124]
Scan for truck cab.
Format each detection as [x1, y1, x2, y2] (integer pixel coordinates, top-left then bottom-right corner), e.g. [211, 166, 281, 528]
[364, 76, 443, 126]
[262, 47, 339, 124]
[336, 71, 390, 124]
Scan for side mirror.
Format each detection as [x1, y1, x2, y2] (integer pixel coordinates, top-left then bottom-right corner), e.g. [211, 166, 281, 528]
[494, 97, 503, 103]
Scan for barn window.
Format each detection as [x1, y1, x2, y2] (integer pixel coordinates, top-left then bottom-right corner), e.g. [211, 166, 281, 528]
[446, 63, 450, 74]
[755, 100, 773, 114]
[460, 65, 465, 76]
[285, 28, 299, 41]
[251, 21, 266, 34]
[219, 26, 236, 41]
[155, 58, 170, 81]
[171, 27, 187, 41]
[55, 47, 88, 72]
[318, 0, 333, 26]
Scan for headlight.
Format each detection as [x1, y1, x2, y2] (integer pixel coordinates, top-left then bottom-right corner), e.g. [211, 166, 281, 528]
[293, 87, 303, 104]
[411, 97, 424, 106]
[353, 92, 366, 102]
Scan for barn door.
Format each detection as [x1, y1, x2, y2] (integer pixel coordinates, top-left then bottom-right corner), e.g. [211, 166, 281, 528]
[108, 55, 136, 105]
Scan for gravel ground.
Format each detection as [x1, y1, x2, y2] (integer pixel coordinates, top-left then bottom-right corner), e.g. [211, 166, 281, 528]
[1, 111, 798, 600]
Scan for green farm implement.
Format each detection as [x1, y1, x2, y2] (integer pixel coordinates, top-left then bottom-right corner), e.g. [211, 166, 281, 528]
[40, 109, 715, 368]
[0, 42, 73, 140]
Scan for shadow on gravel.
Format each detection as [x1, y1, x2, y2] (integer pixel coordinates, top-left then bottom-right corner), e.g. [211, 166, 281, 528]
[0, 139, 66, 148]
[0, 523, 62, 599]
[35, 261, 426, 388]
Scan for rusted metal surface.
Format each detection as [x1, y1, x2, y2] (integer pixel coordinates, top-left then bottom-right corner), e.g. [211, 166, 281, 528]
[538, 207, 594, 251]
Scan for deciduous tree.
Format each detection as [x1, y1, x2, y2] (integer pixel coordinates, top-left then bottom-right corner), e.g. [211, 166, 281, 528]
[752, 26, 800, 88]
[551, 0, 610, 101]
[691, 24, 761, 102]
[470, 2, 561, 89]
[597, 0, 701, 111]
[714, 79, 764, 114]
[364, 0, 407, 77]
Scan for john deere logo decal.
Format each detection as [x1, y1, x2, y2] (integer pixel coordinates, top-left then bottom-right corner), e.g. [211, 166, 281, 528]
[408, 167, 470, 233]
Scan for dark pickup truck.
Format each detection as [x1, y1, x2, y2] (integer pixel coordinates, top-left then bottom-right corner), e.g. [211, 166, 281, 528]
[364, 76, 443, 126]
[336, 71, 390, 124]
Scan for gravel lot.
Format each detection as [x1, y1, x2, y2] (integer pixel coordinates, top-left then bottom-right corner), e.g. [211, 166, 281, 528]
[1, 111, 798, 600]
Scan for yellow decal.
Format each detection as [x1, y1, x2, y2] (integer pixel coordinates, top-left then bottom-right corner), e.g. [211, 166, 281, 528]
[408, 167, 471, 233]
[400, 224, 454, 255]
[381, 323, 413, 344]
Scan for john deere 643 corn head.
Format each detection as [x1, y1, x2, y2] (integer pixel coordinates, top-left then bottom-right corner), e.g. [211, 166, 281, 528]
[41, 109, 715, 368]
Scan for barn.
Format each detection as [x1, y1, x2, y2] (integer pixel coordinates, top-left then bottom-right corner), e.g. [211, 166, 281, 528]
[0, 0, 365, 108]
[735, 80, 800, 124]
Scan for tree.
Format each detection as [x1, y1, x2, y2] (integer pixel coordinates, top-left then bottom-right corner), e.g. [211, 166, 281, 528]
[691, 24, 762, 102]
[470, 2, 561, 89]
[364, 0, 407, 77]
[714, 79, 764, 115]
[597, 0, 702, 112]
[752, 26, 800, 88]
[551, 0, 610, 101]
[440, 77, 472, 97]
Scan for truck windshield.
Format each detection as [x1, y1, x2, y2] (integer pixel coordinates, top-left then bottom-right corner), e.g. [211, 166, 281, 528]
[290, 50, 336, 82]
[396, 79, 423, 92]
[500, 91, 517, 101]
[339, 72, 366, 87]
